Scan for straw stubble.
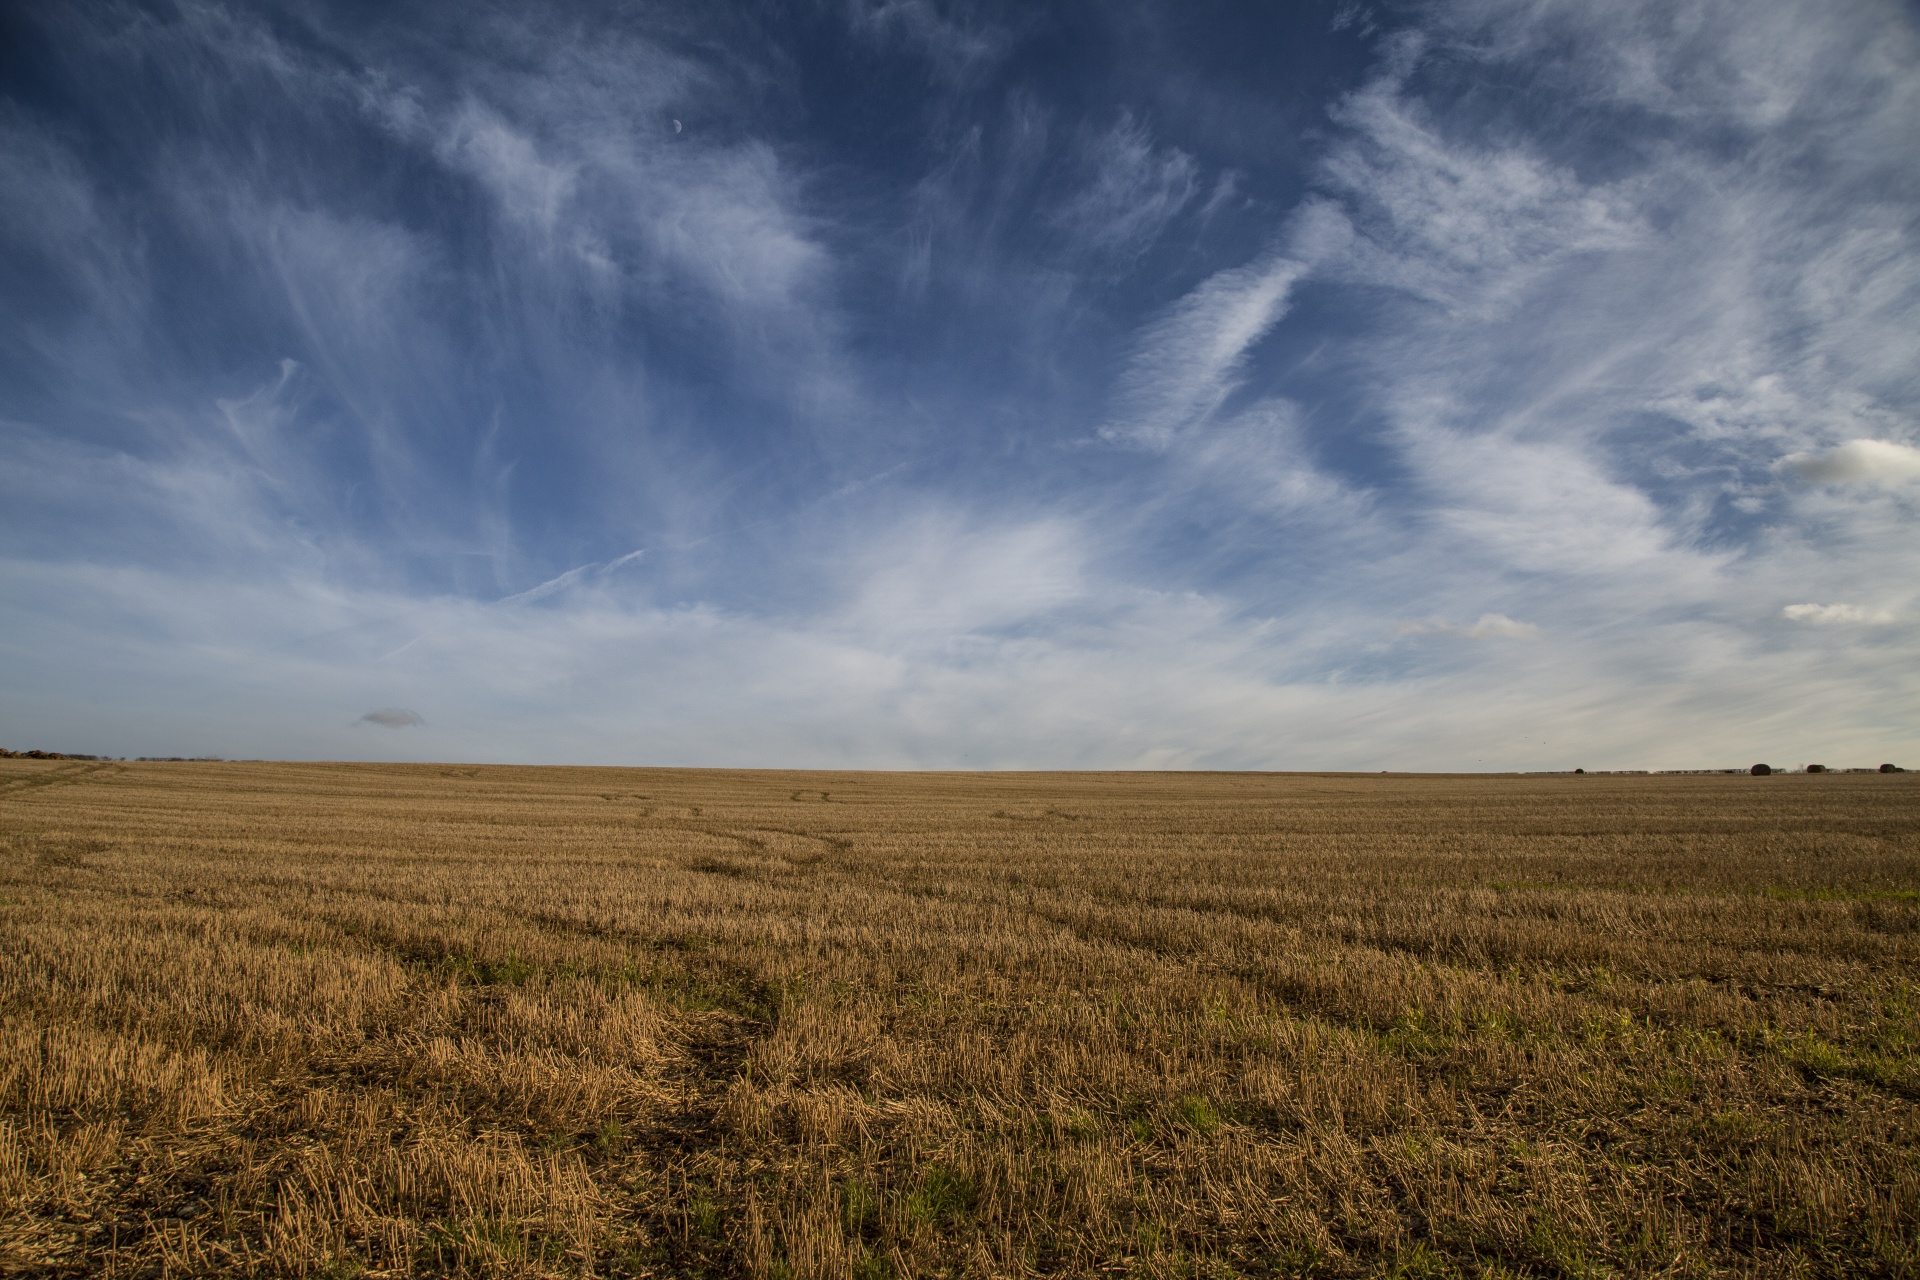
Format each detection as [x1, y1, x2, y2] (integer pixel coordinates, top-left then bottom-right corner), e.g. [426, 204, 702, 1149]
[2, 760, 1916, 1276]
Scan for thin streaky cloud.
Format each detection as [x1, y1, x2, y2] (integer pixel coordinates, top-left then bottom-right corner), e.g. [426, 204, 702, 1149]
[358, 708, 426, 728]
[1103, 253, 1310, 446]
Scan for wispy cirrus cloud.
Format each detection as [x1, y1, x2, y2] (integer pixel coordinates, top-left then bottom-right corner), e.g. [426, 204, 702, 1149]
[1052, 113, 1200, 262]
[1102, 253, 1309, 446]
[1080, 0, 1918, 761]
[845, 0, 1009, 83]
[1313, 60, 1645, 319]
[1, 0, 1914, 771]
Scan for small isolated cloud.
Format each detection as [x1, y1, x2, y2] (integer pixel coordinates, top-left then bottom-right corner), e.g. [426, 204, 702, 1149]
[358, 708, 425, 728]
[1782, 603, 1895, 626]
[1399, 613, 1541, 641]
[1781, 439, 1920, 485]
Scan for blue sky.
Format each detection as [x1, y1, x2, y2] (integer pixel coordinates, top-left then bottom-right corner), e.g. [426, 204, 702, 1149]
[2, 0, 1916, 769]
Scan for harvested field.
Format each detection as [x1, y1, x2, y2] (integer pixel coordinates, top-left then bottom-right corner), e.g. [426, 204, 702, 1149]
[2, 760, 1918, 1278]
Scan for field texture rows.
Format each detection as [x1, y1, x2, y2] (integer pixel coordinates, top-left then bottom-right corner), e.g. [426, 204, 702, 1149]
[2, 761, 1918, 1278]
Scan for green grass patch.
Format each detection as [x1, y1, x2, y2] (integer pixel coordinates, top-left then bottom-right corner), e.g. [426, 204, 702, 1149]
[1175, 1093, 1220, 1136]
[841, 1179, 880, 1235]
[687, 1186, 723, 1239]
[427, 947, 537, 986]
[1381, 1007, 1459, 1059]
[1389, 1241, 1463, 1279]
[422, 1216, 554, 1269]
[903, 1164, 977, 1230]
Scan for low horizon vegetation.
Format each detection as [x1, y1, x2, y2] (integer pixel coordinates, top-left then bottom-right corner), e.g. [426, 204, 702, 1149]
[2, 760, 1917, 1277]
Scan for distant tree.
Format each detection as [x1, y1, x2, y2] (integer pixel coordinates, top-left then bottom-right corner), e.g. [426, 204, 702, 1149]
[1806, 764, 1827, 773]
[1750, 763, 1772, 776]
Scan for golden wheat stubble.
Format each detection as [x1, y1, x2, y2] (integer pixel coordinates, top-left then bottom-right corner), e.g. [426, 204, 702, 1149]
[1, 760, 1918, 1276]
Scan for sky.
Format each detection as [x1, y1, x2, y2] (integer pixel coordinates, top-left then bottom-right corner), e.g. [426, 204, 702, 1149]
[1, 0, 1916, 770]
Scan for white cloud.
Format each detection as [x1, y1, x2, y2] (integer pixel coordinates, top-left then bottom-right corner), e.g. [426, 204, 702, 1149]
[1399, 613, 1542, 641]
[1185, 0, 1919, 620]
[1436, 0, 1916, 133]
[1079, 0, 1916, 768]
[844, 513, 1087, 638]
[6, 542, 1912, 771]
[846, 0, 1007, 81]
[1465, 613, 1541, 640]
[1782, 439, 1920, 485]
[1410, 432, 1682, 577]
[1103, 254, 1309, 445]
[364, 53, 834, 334]
[1176, 400, 1362, 517]
[1314, 72, 1644, 319]
[1783, 603, 1895, 625]
[1053, 114, 1199, 261]
[441, 102, 579, 235]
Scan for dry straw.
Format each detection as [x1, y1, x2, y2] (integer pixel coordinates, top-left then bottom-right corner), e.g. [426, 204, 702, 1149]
[2, 759, 1917, 1276]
